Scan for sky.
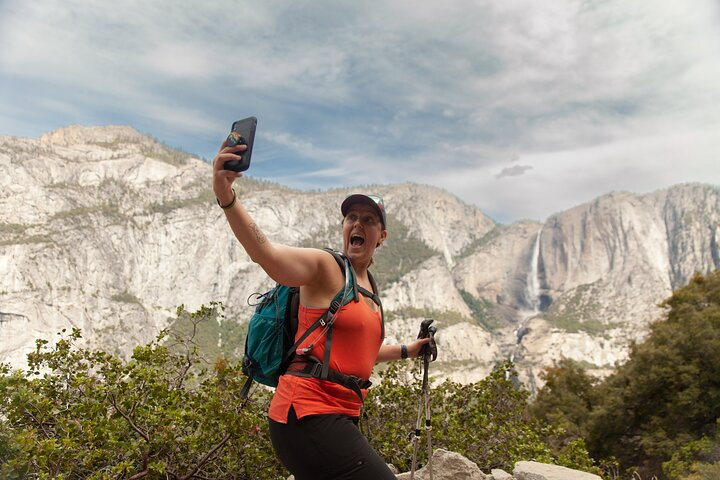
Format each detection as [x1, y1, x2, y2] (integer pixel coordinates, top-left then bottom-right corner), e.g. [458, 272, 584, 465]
[1, 0, 719, 224]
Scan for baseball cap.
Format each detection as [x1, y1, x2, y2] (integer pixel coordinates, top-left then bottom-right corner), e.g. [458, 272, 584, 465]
[341, 194, 386, 230]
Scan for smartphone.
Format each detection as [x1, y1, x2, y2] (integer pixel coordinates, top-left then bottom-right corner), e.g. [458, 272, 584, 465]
[223, 116, 257, 172]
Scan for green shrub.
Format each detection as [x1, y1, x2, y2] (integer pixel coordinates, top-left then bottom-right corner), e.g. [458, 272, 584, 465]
[365, 361, 599, 474]
[0, 320, 286, 479]
[529, 270, 720, 480]
[0, 305, 608, 479]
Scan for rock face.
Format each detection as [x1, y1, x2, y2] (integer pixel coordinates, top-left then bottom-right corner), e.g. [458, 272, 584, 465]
[1, 126, 719, 390]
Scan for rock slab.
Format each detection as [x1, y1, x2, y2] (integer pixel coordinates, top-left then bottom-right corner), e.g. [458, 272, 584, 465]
[513, 461, 601, 480]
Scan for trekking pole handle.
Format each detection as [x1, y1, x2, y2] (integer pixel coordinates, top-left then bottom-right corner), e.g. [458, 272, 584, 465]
[417, 319, 438, 362]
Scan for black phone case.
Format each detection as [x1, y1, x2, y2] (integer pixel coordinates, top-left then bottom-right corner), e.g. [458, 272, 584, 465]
[223, 116, 257, 172]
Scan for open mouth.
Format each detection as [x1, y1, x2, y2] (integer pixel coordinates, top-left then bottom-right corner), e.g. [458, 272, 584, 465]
[350, 234, 365, 247]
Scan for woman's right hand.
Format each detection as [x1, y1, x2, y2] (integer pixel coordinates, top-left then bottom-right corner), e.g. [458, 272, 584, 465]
[212, 139, 247, 204]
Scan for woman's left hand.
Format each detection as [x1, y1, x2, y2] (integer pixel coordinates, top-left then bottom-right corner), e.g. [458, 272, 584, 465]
[405, 337, 432, 359]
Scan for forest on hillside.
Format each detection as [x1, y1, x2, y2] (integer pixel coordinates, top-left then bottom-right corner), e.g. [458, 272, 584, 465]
[1, 270, 718, 479]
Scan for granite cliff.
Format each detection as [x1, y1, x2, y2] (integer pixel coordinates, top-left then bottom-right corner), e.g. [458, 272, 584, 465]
[1, 126, 718, 389]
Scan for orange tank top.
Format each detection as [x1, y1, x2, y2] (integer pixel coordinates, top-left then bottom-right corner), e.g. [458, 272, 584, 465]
[268, 295, 383, 423]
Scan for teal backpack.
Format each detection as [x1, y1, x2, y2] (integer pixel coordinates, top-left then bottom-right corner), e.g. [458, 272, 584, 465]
[239, 248, 384, 400]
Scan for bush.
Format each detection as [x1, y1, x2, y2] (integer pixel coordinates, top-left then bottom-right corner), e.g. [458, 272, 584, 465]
[364, 361, 599, 474]
[0, 313, 286, 479]
[586, 271, 720, 479]
[1, 305, 601, 479]
[528, 270, 720, 480]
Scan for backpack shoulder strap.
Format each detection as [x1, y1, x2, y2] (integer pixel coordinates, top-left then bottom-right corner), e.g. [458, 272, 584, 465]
[355, 270, 384, 339]
[323, 247, 345, 270]
[286, 286, 301, 342]
[322, 250, 385, 341]
[283, 249, 351, 363]
[358, 271, 381, 307]
[366, 270, 385, 339]
[322, 247, 358, 304]
[323, 248, 384, 339]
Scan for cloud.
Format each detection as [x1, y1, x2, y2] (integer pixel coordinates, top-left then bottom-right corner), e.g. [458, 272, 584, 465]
[495, 165, 533, 180]
[1, 0, 719, 223]
[432, 125, 720, 223]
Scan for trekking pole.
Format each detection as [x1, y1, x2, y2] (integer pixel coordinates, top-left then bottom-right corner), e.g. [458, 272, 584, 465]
[423, 346, 433, 480]
[410, 377, 423, 478]
[410, 319, 438, 480]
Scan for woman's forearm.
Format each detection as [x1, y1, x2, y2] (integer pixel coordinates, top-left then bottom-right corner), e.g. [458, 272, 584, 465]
[376, 344, 403, 362]
[376, 338, 431, 363]
[220, 194, 273, 264]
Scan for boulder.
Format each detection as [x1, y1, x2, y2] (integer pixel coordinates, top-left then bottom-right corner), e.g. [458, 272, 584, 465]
[396, 448, 488, 479]
[289, 451, 601, 480]
[513, 461, 601, 480]
[490, 468, 514, 480]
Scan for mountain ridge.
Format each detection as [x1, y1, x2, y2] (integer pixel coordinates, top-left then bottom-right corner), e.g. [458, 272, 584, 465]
[1, 125, 718, 389]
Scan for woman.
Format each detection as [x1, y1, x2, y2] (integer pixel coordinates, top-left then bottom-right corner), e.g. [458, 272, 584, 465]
[213, 140, 430, 479]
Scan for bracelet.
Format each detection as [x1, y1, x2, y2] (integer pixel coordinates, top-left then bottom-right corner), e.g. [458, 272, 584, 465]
[401, 344, 408, 359]
[217, 188, 236, 209]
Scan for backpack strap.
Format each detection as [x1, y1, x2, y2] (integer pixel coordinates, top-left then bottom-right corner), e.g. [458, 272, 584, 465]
[281, 249, 351, 366]
[280, 279, 345, 368]
[285, 286, 301, 347]
[285, 356, 372, 400]
[327, 249, 384, 339]
[359, 270, 385, 339]
[323, 247, 359, 304]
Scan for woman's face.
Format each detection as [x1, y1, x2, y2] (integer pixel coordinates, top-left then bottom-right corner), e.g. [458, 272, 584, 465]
[342, 203, 387, 265]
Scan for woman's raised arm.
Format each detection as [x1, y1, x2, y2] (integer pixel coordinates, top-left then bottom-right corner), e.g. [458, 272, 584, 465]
[212, 141, 330, 287]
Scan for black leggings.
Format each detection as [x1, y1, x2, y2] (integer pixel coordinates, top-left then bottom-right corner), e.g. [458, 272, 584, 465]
[268, 407, 396, 480]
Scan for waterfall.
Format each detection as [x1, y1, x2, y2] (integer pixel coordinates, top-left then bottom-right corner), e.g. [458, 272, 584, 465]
[508, 228, 543, 377]
[525, 228, 543, 314]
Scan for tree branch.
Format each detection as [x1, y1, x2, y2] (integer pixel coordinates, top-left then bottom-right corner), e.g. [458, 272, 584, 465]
[111, 394, 150, 443]
[128, 468, 149, 479]
[128, 450, 150, 480]
[24, 408, 53, 437]
[179, 433, 232, 480]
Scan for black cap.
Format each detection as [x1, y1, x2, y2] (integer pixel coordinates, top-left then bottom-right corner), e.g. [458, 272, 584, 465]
[341, 194, 386, 230]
